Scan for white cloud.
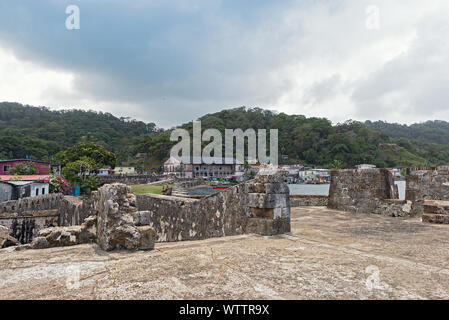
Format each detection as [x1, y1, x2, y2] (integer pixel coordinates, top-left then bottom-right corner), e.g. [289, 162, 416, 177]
[0, 46, 74, 107]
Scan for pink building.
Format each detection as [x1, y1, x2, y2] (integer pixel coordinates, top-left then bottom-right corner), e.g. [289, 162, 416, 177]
[0, 159, 51, 175]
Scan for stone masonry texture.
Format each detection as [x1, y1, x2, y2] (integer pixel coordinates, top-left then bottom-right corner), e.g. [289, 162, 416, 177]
[327, 169, 412, 217]
[406, 166, 449, 216]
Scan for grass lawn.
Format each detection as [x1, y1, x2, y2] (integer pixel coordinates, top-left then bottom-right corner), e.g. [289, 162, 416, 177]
[130, 184, 173, 195]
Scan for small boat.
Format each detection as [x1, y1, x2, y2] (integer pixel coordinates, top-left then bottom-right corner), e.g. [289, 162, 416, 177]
[213, 186, 229, 190]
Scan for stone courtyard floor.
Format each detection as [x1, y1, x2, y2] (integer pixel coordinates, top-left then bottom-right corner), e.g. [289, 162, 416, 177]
[2, 206, 449, 300]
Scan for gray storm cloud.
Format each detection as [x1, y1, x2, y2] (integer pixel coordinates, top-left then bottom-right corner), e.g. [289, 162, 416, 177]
[0, 0, 447, 127]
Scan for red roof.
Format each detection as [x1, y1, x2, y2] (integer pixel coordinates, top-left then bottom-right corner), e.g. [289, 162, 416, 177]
[0, 175, 50, 181]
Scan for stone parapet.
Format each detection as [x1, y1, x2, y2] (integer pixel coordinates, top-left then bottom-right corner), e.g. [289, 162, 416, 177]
[290, 195, 329, 207]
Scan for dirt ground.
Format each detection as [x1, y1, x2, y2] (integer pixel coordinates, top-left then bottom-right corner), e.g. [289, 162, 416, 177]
[2, 206, 449, 300]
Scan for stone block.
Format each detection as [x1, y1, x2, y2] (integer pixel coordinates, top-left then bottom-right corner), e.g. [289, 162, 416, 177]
[273, 207, 290, 219]
[255, 170, 287, 184]
[132, 211, 152, 226]
[137, 226, 156, 250]
[247, 218, 290, 236]
[264, 183, 290, 194]
[30, 237, 50, 249]
[250, 207, 274, 219]
[422, 213, 449, 224]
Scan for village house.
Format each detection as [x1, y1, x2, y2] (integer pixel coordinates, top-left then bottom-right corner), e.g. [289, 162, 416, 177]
[164, 156, 244, 178]
[0, 175, 50, 201]
[0, 159, 53, 175]
[114, 166, 136, 175]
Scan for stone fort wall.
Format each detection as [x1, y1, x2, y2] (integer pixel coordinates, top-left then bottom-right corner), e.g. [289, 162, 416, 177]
[327, 169, 412, 217]
[136, 173, 291, 242]
[290, 195, 328, 207]
[406, 166, 449, 216]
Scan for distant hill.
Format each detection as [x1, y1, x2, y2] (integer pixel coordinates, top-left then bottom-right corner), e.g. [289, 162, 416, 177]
[365, 120, 449, 166]
[0, 102, 447, 168]
[365, 120, 449, 145]
[0, 102, 158, 162]
[132, 107, 432, 168]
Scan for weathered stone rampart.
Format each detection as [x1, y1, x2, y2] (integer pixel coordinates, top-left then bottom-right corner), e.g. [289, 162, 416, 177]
[327, 169, 412, 216]
[0, 193, 63, 214]
[136, 187, 249, 242]
[406, 166, 449, 216]
[0, 194, 64, 245]
[136, 171, 291, 241]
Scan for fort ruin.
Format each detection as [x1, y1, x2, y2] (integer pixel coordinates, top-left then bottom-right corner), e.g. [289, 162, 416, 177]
[2, 166, 449, 251]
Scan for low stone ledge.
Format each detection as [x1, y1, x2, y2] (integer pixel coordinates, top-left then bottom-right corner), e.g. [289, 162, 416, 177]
[290, 195, 329, 207]
[0, 209, 59, 219]
[423, 213, 449, 224]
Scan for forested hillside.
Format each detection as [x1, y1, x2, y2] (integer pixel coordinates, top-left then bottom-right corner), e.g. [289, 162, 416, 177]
[0, 102, 158, 161]
[131, 107, 433, 168]
[365, 120, 449, 166]
[1, 103, 448, 169]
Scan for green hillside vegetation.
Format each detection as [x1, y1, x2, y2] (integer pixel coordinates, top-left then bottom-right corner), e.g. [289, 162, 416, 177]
[1, 102, 448, 169]
[0, 102, 158, 161]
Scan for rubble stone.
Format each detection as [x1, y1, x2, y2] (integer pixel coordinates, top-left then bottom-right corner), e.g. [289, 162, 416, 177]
[95, 183, 148, 251]
[137, 226, 156, 250]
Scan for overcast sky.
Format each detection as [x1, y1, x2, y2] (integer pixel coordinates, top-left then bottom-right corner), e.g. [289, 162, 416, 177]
[0, 0, 448, 128]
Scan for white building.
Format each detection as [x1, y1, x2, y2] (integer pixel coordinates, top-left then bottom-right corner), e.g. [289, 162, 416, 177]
[356, 164, 377, 169]
[0, 180, 49, 200]
[164, 156, 244, 178]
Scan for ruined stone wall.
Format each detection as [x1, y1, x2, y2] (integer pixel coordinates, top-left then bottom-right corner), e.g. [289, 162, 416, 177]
[406, 166, 449, 216]
[0, 193, 63, 214]
[57, 196, 95, 227]
[11, 171, 290, 250]
[136, 184, 250, 242]
[0, 193, 63, 244]
[290, 195, 329, 207]
[0, 193, 96, 245]
[327, 169, 410, 216]
[136, 172, 291, 242]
